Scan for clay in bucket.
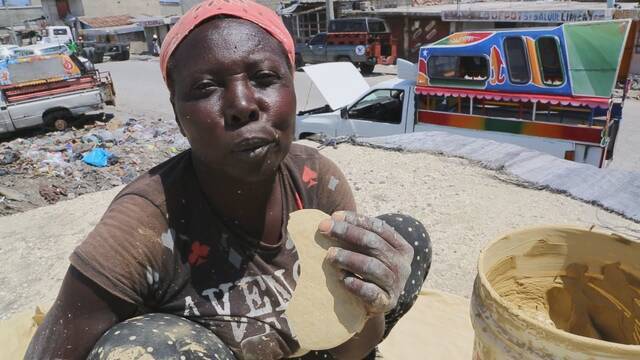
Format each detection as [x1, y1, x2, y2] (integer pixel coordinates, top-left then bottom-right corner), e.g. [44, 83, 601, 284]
[285, 209, 367, 353]
[472, 226, 640, 359]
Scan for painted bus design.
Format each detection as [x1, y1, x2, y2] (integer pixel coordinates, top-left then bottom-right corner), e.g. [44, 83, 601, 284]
[416, 20, 631, 167]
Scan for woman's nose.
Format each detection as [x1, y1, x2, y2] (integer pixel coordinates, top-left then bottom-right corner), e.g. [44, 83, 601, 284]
[223, 79, 260, 128]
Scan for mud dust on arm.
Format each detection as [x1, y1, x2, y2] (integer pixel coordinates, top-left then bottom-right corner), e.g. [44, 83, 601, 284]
[26, 195, 171, 358]
[24, 266, 137, 359]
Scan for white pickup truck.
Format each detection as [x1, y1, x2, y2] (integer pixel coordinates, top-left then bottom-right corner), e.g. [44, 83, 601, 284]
[296, 60, 425, 139]
[0, 55, 115, 134]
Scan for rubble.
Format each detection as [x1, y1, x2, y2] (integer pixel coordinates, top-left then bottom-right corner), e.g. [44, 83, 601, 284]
[0, 112, 189, 216]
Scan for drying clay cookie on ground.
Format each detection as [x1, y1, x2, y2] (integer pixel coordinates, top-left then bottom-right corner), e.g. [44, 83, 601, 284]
[285, 209, 367, 353]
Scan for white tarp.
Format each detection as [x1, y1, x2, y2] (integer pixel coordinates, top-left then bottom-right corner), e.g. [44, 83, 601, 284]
[303, 62, 370, 110]
[356, 131, 640, 223]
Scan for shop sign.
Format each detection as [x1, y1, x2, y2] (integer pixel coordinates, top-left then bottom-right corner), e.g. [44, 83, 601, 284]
[442, 10, 611, 23]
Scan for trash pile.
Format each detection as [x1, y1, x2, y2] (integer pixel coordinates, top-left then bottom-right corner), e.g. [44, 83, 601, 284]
[0, 115, 189, 216]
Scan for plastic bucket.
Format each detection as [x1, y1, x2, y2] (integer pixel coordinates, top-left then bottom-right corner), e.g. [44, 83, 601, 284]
[471, 226, 640, 359]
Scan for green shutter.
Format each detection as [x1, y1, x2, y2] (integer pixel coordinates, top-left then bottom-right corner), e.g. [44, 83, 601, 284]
[564, 20, 630, 97]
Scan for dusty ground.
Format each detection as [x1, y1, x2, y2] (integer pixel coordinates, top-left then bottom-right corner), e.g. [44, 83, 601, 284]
[2, 140, 639, 320]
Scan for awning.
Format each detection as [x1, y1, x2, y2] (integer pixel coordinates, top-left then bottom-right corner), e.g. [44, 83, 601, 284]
[415, 86, 610, 109]
[80, 24, 143, 36]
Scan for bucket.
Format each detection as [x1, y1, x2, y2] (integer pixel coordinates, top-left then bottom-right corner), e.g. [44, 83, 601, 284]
[471, 226, 640, 359]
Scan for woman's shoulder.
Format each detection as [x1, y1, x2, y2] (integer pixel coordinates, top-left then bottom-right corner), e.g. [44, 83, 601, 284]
[285, 143, 356, 213]
[112, 150, 194, 216]
[286, 143, 336, 171]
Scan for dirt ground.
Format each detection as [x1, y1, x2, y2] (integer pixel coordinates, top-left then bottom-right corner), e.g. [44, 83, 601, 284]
[2, 140, 639, 320]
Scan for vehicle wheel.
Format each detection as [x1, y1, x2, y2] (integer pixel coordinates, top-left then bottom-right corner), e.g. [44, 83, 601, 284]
[53, 118, 69, 131]
[336, 56, 351, 62]
[44, 111, 72, 131]
[120, 50, 130, 61]
[295, 53, 304, 69]
[93, 51, 104, 63]
[360, 63, 375, 75]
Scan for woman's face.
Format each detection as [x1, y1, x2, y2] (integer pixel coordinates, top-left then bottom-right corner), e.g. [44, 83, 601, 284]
[169, 18, 296, 182]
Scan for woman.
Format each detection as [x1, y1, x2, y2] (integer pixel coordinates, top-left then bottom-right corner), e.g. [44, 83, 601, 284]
[26, 1, 431, 359]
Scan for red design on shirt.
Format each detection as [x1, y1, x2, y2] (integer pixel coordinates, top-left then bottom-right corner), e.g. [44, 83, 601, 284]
[302, 165, 317, 188]
[188, 241, 210, 266]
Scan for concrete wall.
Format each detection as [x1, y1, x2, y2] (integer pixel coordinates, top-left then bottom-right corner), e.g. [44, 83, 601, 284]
[80, 0, 164, 17]
[0, 5, 45, 28]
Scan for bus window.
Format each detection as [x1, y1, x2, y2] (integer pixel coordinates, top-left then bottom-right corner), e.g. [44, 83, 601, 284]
[427, 56, 488, 83]
[504, 37, 530, 84]
[537, 37, 564, 86]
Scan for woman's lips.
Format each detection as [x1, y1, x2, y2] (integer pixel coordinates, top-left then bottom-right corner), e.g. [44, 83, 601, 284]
[232, 137, 277, 159]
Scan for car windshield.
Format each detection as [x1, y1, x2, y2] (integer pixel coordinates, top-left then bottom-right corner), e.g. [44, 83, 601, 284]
[367, 20, 387, 33]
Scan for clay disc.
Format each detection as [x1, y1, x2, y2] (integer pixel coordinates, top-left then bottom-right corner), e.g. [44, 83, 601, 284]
[285, 209, 367, 352]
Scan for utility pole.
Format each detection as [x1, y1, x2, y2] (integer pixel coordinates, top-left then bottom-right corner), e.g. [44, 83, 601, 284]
[325, 0, 334, 29]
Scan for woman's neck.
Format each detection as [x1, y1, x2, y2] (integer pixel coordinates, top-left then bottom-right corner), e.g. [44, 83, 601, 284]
[192, 158, 283, 245]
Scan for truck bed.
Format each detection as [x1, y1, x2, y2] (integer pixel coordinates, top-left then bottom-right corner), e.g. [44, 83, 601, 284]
[0, 72, 113, 104]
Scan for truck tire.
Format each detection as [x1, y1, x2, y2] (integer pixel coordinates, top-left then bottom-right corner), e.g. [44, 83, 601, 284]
[360, 63, 375, 75]
[295, 53, 304, 69]
[120, 50, 130, 61]
[44, 110, 72, 131]
[93, 50, 105, 64]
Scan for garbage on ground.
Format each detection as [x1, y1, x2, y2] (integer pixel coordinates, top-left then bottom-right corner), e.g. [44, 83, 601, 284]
[0, 112, 190, 215]
[82, 148, 113, 167]
[39, 184, 67, 204]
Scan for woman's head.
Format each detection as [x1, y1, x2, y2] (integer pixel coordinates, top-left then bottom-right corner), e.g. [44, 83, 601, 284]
[160, 0, 296, 182]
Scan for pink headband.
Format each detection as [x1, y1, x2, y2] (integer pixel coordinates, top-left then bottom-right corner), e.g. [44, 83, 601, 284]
[159, 0, 295, 85]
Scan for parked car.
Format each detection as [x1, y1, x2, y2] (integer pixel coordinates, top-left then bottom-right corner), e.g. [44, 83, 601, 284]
[80, 41, 130, 63]
[295, 17, 397, 75]
[38, 26, 74, 45]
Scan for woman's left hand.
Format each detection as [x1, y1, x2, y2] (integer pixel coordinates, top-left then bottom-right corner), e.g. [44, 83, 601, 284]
[318, 211, 414, 316]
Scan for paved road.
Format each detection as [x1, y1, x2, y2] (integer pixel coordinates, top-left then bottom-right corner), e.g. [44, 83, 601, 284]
[97, 59, 639, 172]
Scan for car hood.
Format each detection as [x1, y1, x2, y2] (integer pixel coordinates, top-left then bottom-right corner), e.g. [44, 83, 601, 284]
[302, 62, 370, 111]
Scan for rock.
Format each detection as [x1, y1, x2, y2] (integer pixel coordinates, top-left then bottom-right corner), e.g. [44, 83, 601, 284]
[0, 186, 27, 202]
[38, 184, 67, 204]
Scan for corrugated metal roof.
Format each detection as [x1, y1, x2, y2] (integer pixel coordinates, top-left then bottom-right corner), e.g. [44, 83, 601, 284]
[79, 15, 133, 29]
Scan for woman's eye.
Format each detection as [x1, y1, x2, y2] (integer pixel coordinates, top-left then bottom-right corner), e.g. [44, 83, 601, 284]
[194, 80, 218, 91]
[253, 71, 280, 86]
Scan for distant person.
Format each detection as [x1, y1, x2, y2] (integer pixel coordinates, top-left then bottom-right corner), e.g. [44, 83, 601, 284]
[25, 1, 432, 359]
[152, 34, 161, 56]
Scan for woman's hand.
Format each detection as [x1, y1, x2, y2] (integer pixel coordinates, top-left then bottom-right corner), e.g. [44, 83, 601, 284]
[318, 211, 414, 316]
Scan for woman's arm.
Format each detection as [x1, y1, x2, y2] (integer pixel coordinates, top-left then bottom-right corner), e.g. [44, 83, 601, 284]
[25, 266, 137, 359]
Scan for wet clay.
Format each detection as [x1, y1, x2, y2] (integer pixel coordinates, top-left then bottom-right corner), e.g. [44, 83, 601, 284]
[487, 239, 640, 345]
[285, 210, 367, 352]
[547, 263, 640, 345]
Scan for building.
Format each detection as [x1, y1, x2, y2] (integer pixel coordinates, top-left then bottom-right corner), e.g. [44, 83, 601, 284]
[0, 1, 48, 44]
